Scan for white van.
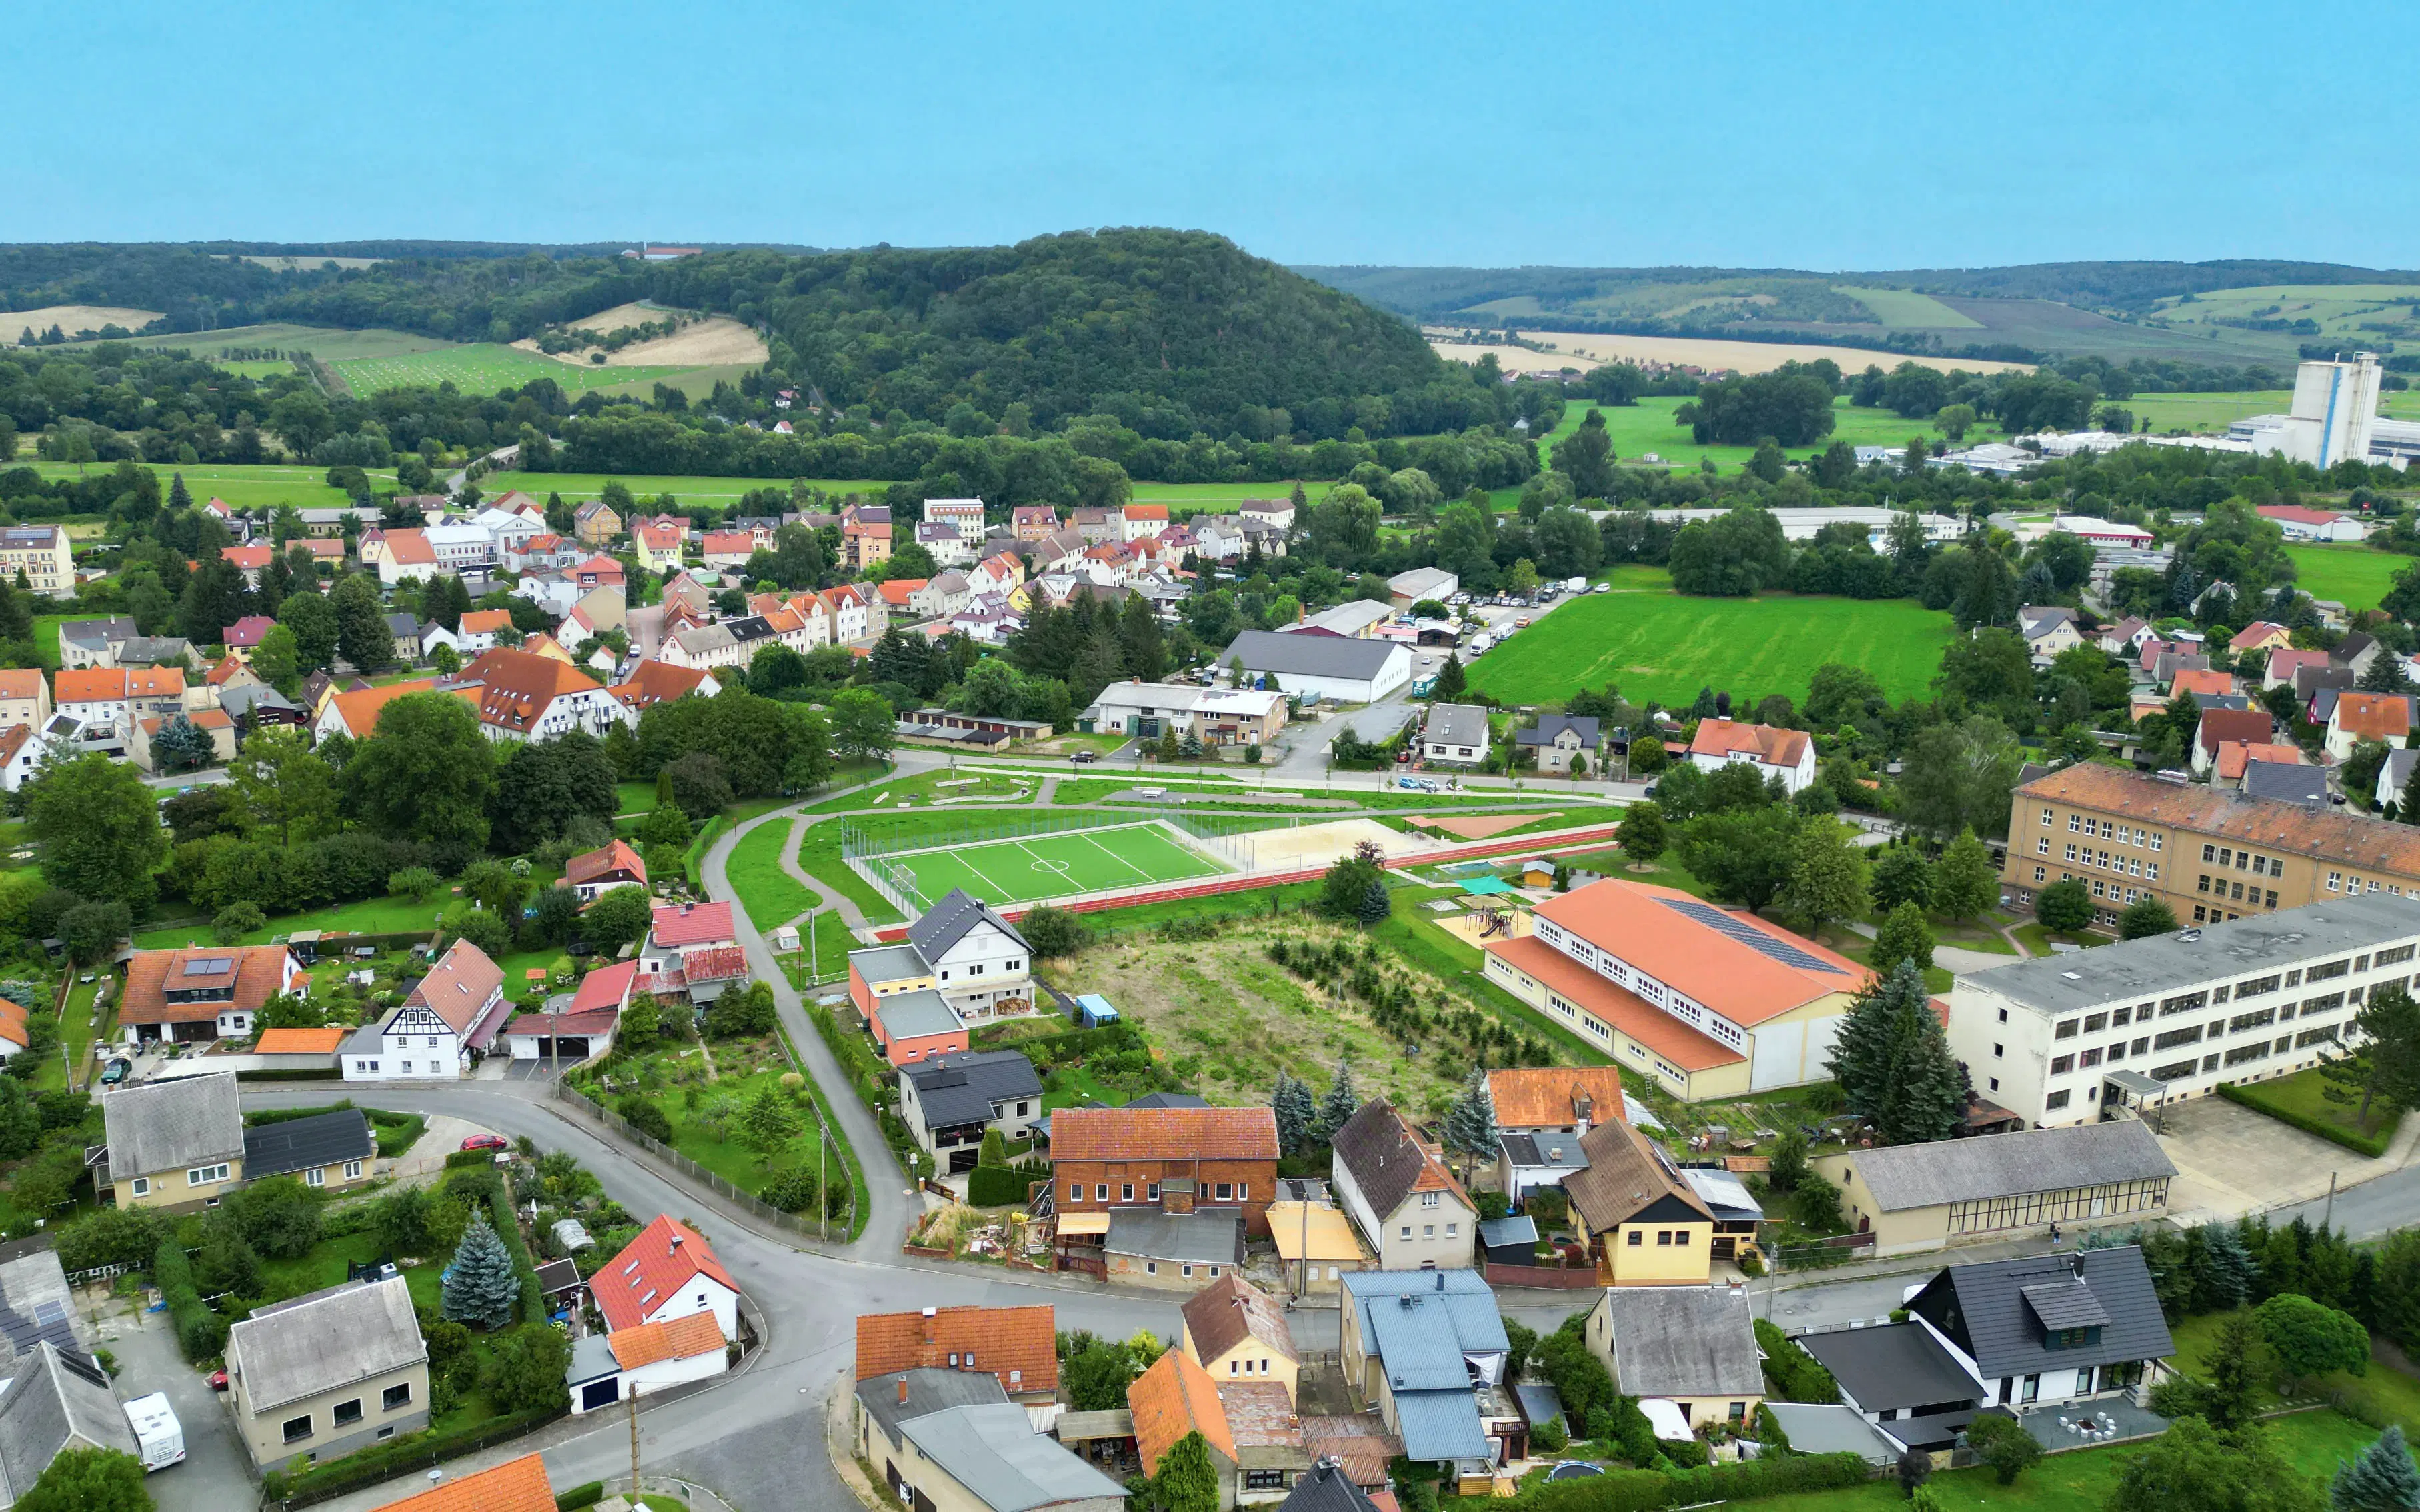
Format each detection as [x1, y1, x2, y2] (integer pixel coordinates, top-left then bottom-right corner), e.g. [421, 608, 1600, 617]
[123, 1393, 184, 1471]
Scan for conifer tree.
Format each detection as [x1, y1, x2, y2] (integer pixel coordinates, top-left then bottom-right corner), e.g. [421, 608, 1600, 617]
[1152, 1429, 1220, 1512]
[1443, 1070, 1500, 1179]
[1316, 1060, 1359, 1141]
[1825, 959, 1963, 1145]
[2331, 1422, 2420, 1512]
[1272, 1073, 1318, 1157]
[2193, 1222, 2260, 1312]
[1432, 653, 1466, 701]
[168, 473, 193, 513]
[441, 1209, 522, 1329]
[1869, 902, 1936, 977]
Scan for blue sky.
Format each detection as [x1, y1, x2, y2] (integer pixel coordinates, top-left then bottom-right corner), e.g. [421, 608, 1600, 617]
[17, 0, 2415, 271]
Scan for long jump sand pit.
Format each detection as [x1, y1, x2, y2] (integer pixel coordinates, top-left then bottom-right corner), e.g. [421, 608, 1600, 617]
[1410, 813, 1562, 841]
[1225, 817, 1442, 873]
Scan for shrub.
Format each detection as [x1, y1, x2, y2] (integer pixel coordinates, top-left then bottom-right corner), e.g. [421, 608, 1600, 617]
[967, 1165, 1031, 1207]
[616, 1096, 674, 1143]
[760, 1169, 823, 1213]
[153, 1241, 226, 1363]
[1528, 1417, 1567, 1454]
[211, 901, 266, 944]
[1754, 1319, 1838, 1403]
[557, 1483, 606, 1512]
[1963, 1410, 2043, 1485]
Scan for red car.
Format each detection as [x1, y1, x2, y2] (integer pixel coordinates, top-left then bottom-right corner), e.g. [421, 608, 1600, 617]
[207, 1369, 228, 1391]
[460, 1133, 508, 1152]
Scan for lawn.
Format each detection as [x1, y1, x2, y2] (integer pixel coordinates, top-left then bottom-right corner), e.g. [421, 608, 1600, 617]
[2220, 1065, 2402, 1156]
[47, 980, 100, 1092]
[581, 1037, 853, 1225]
[867, 819, 1232, 911]
[2125, 389, 2294, 435]
[479, 470, 894, 507]
[135, 889, 451, 949]
[1466, 587, 1953, 709]
[2286, 545, 2407, 613]
[615, 781, 658, 815]
[332, 345, 703, 398]
[728, 816, 820, 929]
[1723, 1409, 2373, 1512]
[2172, 1313, 2420, 1437]
[8, 461, 395, 514]
[115, 323, 459, 363]
[1548, 395, 2011, 475]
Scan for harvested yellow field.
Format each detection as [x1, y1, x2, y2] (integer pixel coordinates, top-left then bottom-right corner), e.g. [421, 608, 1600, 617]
[235, 255, 382, 271]
[515, 302, 767, 368]
[1425, 328, 2031, 377]
[0, 305, 163, 339]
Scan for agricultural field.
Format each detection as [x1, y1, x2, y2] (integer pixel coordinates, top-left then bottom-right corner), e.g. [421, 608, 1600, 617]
[2286, 544, 2408, 611]
[1434, 331, 2027, 381]
[1830, 285, 1983, 328]
[331, 343, 698, 397]
[1466, 583, 1953, 708]
[479, 469, 893, 506]
[112, 321, 458, 362]
[0, 461, 397, 512]
[2146, 282, 2420, 346]
[2125, 389, 2292, 433]
[0, 305, 162, 339]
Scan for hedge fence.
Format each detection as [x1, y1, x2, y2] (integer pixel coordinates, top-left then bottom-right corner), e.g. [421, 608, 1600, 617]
[2216, 1080, 2395, 1159]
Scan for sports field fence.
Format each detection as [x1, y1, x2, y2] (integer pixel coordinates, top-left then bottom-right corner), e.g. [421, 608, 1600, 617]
[838, 809, 1324, 917]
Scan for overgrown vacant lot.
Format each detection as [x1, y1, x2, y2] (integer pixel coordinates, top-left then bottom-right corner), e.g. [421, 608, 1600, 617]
[1466, 587, 1952, 708]
[1040, 918, 1563, 1119]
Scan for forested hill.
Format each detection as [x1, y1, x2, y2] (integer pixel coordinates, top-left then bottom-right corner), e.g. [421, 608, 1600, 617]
[1, 231, 1469, 437]
[652, 230, 1452, 432]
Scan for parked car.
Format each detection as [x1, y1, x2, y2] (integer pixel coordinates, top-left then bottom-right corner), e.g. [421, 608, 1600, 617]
[1070, 749, 1099, 763]
[100, 1058, 132, 1086]
[1594, 582, 1611, 593]
[206, 1369, 228, 1391]
[460, 1133, 508, 1152]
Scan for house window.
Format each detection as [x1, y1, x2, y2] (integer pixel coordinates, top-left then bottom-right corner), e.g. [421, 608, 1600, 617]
[1181, 1265, 1194, 1278]
[1146, 1262, 1158, 1275]
[1423, 1225, 1435, 1238]
[1216, 1183, 1233, 1201]
[1657, 1232, 1672, 1246]
[1446, 1223, 1458, 1237]
[129, 1178, 149, 1197]
[1420, 1192, 1440, 1207]
[1095, 1184, 1108, 1201]
[344, 1161, 363, 1179]
[1400, 1226, 1412, 1240]
[2045, 1091, 2071, 1110]
[1147, 1183, 1160, 1202]
[1672, 1230, 1690, 1245]
[283, 1415, 314, 1444]
[1627, 1231, 1642, 1246]
[187, 1164, 229, 1187]
[1068, 1183, 1081, 1203]
[307, 1169, 325, 1187]
[1122, 1184, 1134, 1202]
[333, 1399, 363, 1427]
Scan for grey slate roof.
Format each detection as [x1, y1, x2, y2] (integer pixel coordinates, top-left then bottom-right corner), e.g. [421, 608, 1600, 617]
[1795, 1321, 1981, 1413]
[226, 1277, 425, 1413]
[850, 944, 930, 983]
[1516, 714, 1601, 748]
[2244, 759, 2328, 806]
[1331, 1099, 1449, 1221]
[1837, 1121, 2173, 1212]
[1497, 1132, 1587, 1174]
[0, 1343, 137, 1501]
[241, 1109, 376, 1180]
[895, 1401, 1127, 1512]
[1598, 1286, 1762, 1399]
[1961, 891, 2420, 1017]
[903, 1051, 1044, 1128]
[219, 683, 302, 721]
[874, 989, 962, 1041]
[1224, 630, 1405, 681]
[857, 1365, 1012, 1451]
[1276, 1461, 1382, 1512]
[1910, 1246, 2174, 1381]
[1104, 1209, 1244, 1265]
[1422, 705, 1492, 749]
[101, 1072, 242, 1179]
[908, 889, 1030, 961]
[1124, 1092, 1210, 1110]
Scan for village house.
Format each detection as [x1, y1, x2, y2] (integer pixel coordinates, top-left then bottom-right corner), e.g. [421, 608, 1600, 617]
[1338, 1270, 1520, 1475]
[608, 659, 721, 715]
[1180, 1273, 1300, 1401]
[1584, 1285, 1763, 1435]
[574, 498, 624, 546]
[118, 944, 305, 1045]
[561, 839, 648, 902]
[856, 1304, 1060, 1407]
[1562, 1118, 1717, 1285]
[225, 1277, 429, 1471]
[898, 1050, 1045, 1173]
[1515, 713, 1600, 775]
[1685, 718, 1817, 793]
[0, 525, 74, 597]
[1048, 1107, 1280, 1286]
[458, 647, 632, 741]
[342, 938, 509, 1081]
[595, 1215, 743, 1339]
[1329, 1100, 1477, 1271]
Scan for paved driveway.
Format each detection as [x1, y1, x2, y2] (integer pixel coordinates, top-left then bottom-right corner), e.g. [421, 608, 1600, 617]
[2153, 1092, 2420, 1227]
[101, 1297, 251, 1512]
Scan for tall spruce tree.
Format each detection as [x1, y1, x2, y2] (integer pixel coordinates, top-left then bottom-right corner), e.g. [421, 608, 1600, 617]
[441, 1209, 522, 1329]
[1825, 959, 1964, 1145]
[1316, 1060, 1360, 1141]
[2193, 1222, 2260, 1312]
[1443, 1070, 1500, 1179]
[2331, 1422, 2420, 1512]
[1272, 1073, 1318, 1157]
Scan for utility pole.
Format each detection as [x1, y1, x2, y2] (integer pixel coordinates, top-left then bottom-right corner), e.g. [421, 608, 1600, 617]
[2324, 1170, 2339, 1231]
[626, 1381, 642, 1501]
[819, 1119, 829, 1243]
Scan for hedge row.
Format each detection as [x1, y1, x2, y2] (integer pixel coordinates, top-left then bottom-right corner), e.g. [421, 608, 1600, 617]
[152, 1241, 225, 1363]
[1508, 1451, 1871, 1512]
[967, 1165, 1032, 1207]
[267, 1405, 567, 1506]
[1753, 1319, 1839, 1404]
[2215, 1081, 2394, 1158]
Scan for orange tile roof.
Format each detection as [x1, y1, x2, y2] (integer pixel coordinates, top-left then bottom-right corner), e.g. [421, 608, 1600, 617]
[1686, 719, 1810, 769]
[1528, 878, 1868, 1027]
[0, 727, 29, 769]
[2216, 741, 2305, 781]
[1486, 1066, 1634, 1130]
[597, 1215, 738, 1331]
[405, 938, 505, 1035]
[224, 545, 272, 570]
[2231, 621, 2292, 651]
[383, 528, 435, 564]
[610, 660, 713, 709]
[255, 1027, 347, 1054]
[876, 579, 926, 605]
[55, 669, 125, 703]
[1125, 504, 1170, 521]
[459, 609, 513, 635]
[2019, 763, 2420, 879]
[324, 678, 470, 737]
[702, 532, 756, 556]
[1129, 1348, 1234, 1474]
[1484, 935, 1742, 1071]
[2169, 668, 2237, 699]
[854, 1305, 1059, 1392]
[457, 647, 603, 731]
[608, 1309, 726, 1369]
[120, 945, 297, 1027]
[298, 537, 345, 559]
[2335, 692, 2413, 742]
[1048, 1106, 1278, 1163]
[373, 1453, 553, 1512]
[0, 670, 38, 702]
[567, 839, 647, 888]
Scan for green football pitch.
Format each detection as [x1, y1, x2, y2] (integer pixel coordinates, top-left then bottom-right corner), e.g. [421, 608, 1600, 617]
[868, 822, 1232, 909]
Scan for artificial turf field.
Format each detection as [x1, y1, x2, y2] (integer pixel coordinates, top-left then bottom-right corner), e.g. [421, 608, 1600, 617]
[868, 821, 1231, 909]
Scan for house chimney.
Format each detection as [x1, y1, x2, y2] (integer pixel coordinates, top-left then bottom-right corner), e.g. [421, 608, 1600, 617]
[922, 1306, 938, 1345]
[1434, 1269, 1445, 1291]
[2071, 1252, 2086, 1279]
[898, 1375, 909, 1405]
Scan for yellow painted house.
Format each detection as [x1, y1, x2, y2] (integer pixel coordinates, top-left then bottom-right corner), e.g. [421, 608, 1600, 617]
[1564, 1119, 1716, 1286]
[98, 1073, 245, 1213]
[1179, 1273, 1301, 1403]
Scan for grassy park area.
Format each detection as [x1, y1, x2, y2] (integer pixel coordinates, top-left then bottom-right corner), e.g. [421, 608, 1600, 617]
[2286, 544, 2407, 612]
[2219, 1065, 2402, 1157]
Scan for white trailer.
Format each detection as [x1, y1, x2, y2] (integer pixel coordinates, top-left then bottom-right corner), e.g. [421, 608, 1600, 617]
[123, 1393, 184, 1471]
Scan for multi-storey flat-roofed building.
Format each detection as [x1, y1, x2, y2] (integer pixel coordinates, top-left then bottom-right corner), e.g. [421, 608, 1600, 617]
[1945, 892, 2420, 1128]
[2005, 764, 2420, 931]
[0, 525, 75, 598]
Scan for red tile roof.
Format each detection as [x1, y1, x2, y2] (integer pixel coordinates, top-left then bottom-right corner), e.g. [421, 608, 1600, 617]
[1686, 719, 1809, 770]
[2217, 741, 2305, 781]
[460, 609, 513, 635]
[383, 528, 436, 564]
[1486, 1067, 1634, 1130]
[254, 1027, 347, 1055]
[1129, 1349, 1234, 1473]
[609, 660, 712, 709]
[569, 959, 640, 1014]
[679, 945, 748, 983]
[565, 839, 647, 889]
[2230, 621, 2292, 651]
[2169, 668, 2237, 699]
[1527, 878, 1869, 1028]
[1048, 1106, 1278, 1163]
[224, 545, 272, 571]
[854, 1305, 1059, 1392]
[225, 615, 276, 647]
[651, 901, 735, 949]
[406, 939, 505, 1035]
[119, 945, 299, 1027]
[596, 1215, 738, 1331]
[0, 670, 39, 703]
[375, 1454, 555, 1512]
[1484, 935, 1741, 1071]
[2334, 692, 2413, 743]
[457, 648, 604, 732]
[702, 532, 756, 557]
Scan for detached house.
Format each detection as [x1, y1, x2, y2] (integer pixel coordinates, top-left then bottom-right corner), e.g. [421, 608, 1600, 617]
[1048, 1106, 1280, 1285]
[1584, 1284, 1764, 1435]
[2327, 690, 2411, 761]
[899, 1050, 1044, 1172]
[1338, 1271, 1520, 1475]
[1180, 1274, 1300, 1401]
[97, 1072, 246, 1211]
[458, 647, 632, 741]
[225, 1277, 428, 1471]
[342, 938, 510, 1081]
[1685, 719, 1816, 794]
[1330, 1101, 1476, 1271]
[1562, 1119, 1716, 1286]
[561, 839, 648, 903]
[1516, 714, 1600, 775]
[595, 1215, 742, 1340]
[574, 499, 624, 547]
[848, 889, 1038, 1048]
[119, 944, 305, 1045]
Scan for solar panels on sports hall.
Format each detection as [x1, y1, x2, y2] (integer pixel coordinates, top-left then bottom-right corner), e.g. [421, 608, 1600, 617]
[1654, 896, 1845, 975]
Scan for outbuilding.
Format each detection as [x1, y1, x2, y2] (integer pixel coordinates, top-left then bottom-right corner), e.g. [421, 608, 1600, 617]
[1220, 631, 1412, 705]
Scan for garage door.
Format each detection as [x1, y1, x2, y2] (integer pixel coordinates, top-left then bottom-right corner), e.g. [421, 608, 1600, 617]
[948, 1147, 979, 1173]
[581, 1378, 619, 1412]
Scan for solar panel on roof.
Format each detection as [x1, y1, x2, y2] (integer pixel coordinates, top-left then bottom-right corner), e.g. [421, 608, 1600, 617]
[182, 958, 235, 976]
[0, 1299, 78, 1357]
[1655, 897, 1845, 973]
[55, 1347, 107, 1387]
